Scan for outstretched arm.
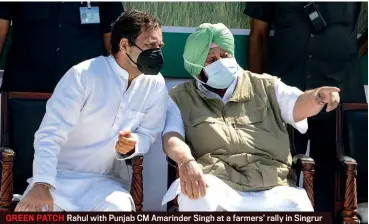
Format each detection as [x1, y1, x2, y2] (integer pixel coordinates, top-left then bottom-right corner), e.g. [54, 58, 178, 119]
[293, 87, 340, 122]
[275, 80, 340, 133]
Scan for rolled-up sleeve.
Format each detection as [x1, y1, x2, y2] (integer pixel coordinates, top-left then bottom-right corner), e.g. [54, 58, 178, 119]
[116, 85, 168, 160]
[32, 67, 86, 188]
[163, 97, 185, 137]
[274, 79, 308, 134]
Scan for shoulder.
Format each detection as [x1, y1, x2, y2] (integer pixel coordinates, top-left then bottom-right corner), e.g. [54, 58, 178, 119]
[69, 56, 107, 87]
[73, 56, 106, 75]
[245, 70, 279, 87]
[169, 80, 196, 97]
[141, 73, 167, 93]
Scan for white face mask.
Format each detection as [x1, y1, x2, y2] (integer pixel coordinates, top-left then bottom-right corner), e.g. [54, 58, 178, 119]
[203, 57, 239, 89]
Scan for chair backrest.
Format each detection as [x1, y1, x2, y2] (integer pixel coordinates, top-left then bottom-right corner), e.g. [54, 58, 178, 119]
[336, 103, 368, 203]
[1, 92, 51, 194]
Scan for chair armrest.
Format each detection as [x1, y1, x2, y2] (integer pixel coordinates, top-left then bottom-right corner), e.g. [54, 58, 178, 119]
[166, 156, 179, 211]
[292, 154, 315, 169]
[292, 154, 315, 207]
[339, 156, 359, 223]
[0, 147, 15, 211]
[130, 156, 143, 212]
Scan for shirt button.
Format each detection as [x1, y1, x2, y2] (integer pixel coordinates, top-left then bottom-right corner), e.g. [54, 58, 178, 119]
[59, 23, 62, 28]
[310, 34, 314, 37]
[308, 55, 312, 58]
[56, 48, 60, 52]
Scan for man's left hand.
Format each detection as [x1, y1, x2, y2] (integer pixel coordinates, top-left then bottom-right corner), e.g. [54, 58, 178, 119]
[314, 86, 340, 112]
[115, 130, 137, 154]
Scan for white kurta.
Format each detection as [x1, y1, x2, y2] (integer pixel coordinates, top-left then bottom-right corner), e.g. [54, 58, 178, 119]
[23, 55, 168, 211]
[162, 76, 314, 211]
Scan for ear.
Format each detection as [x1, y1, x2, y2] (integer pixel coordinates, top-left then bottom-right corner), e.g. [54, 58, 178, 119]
[119, 38, 130, 52]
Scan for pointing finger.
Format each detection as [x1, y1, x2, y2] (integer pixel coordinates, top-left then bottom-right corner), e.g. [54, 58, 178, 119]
[321, 87, 340, 93]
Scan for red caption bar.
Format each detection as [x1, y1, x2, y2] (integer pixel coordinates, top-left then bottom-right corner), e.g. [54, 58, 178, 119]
[1, 212, 333, 224]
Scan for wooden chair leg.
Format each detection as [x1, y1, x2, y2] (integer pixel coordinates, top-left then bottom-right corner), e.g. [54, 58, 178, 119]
[130, 157, 143, 212]
[0, 148, 15, 212]
[172, 165, 179, 211]
[302, 159, 315, 208]
[341, 157, 359, 224]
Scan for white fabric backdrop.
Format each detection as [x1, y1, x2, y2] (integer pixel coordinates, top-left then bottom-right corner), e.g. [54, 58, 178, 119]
[142, 78, 187, 211]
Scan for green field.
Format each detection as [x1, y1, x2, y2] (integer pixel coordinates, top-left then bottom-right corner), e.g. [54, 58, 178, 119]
[124, 2, 368, 32]
[124, 2, 250, 29]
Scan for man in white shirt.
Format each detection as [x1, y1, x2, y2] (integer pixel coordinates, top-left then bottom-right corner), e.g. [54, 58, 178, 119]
[162, 23, 340, 211]
[15, 10, 167, 212]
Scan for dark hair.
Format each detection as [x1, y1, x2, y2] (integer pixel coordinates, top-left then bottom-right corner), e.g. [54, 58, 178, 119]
[110, 9, 161, 54]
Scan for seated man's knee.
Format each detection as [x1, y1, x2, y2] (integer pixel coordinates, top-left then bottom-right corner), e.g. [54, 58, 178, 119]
[93, 191, 133, 211]
[178, 188, 221, 211]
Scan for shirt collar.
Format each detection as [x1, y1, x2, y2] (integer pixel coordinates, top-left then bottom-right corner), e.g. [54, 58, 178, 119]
[107, 55, 129, 81]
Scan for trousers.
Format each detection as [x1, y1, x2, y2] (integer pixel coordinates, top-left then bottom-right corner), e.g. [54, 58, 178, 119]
[292, 115, 336, 212]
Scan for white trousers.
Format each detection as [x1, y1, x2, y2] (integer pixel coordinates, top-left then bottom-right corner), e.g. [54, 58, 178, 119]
[164, 174, 314, 212]
[52, 190, 133, 211]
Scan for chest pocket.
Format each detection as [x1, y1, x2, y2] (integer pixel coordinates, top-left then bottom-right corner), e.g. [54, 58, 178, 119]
[186, 116, 223, 127]
[233, 107, 268, 128]
[185, 116, 228, 157]
[274, 2, 306, 27]
[319, 3, 352, 26]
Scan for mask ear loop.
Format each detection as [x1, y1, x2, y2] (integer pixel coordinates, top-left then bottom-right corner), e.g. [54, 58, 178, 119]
[125, 39, 144, 66]
[183, 55, 209, 86]
[128, 39, 144, 52]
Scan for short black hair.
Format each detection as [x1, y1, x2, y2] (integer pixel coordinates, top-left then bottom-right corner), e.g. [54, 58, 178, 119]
[110, 9, 161, 54]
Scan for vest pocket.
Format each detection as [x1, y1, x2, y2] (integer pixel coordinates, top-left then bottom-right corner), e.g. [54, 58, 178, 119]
[234, 107, 268, 125]
[255, 162, 280, 187]
[186, 116, 223, 127]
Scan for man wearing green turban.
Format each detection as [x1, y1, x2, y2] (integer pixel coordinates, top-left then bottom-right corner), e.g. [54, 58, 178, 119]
[161, 23, 340, 211]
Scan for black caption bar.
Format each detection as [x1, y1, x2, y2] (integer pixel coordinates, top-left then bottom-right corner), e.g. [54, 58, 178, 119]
[0, 212, 332, 224]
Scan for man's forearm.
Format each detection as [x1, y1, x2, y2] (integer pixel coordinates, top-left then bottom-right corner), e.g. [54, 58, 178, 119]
[0, 19, 10, 58]
[248, 36, 268, 74]
[358, 30, 368, 57]
[162, 132, 194, 165]
[293, 89, 323, 122]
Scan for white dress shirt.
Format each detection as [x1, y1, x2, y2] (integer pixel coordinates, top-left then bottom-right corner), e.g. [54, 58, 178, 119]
[162, 76, 313, 211]
[24, 55, 168, 211]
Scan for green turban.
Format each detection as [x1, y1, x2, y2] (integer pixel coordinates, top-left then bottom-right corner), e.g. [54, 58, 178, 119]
[183, 23, 235, 77]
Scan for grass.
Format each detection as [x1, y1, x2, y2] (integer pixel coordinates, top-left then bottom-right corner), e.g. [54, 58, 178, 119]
[124, 2, 367, 33]
[124, 2, 251, 29]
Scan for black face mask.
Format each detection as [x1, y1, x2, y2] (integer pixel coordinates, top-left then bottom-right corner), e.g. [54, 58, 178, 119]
[126, 41, 164, 75]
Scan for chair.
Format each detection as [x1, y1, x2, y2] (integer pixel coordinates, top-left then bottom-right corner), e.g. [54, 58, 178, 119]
[0, 92, 144, 211]
[166, 125, 316, 211]
[335, 103, 368, 224]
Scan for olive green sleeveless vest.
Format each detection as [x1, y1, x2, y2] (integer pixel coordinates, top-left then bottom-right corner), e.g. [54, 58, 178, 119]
[170, 70, 297, 192]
